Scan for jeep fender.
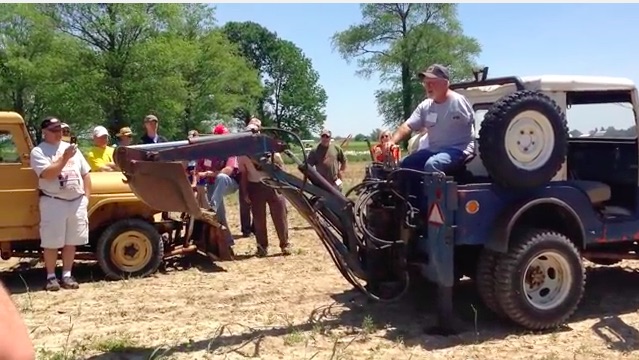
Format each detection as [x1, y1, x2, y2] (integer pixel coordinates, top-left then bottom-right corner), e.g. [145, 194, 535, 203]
[486, 197, 586, 253]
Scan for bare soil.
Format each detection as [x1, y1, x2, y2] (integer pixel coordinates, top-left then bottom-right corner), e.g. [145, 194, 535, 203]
[2, 162, 639, 360]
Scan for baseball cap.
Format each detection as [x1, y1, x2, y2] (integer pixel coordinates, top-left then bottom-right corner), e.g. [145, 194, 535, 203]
[144, 114, 158, 123]
[93, 125, 109, 138]
[61, 123, 70, 129]
[40, 117, 62, 130]
[116, 126, 133, 137]
[418, 64, 450, 80]
[320, 129, 332, 137]
[212, 124, 229, 135]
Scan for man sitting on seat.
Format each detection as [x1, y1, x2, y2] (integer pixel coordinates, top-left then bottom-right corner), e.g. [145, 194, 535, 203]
[384, 64, 475, 174]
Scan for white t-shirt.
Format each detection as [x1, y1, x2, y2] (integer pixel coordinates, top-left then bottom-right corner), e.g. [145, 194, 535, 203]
[418, 132, 430, 151]
[30, 141, 91, 200]
[405, 91, 475, 154]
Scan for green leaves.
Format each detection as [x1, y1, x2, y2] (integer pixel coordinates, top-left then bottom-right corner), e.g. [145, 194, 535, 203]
[0, 4, 263, 140]
[222, 21, 327, 138]
[333, 3, 482, 127]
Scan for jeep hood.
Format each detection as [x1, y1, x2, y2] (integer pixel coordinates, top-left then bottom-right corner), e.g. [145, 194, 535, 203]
[89, 171, 134, 194]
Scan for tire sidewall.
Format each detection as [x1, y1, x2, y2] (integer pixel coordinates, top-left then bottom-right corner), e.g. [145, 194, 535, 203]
[479, 91, 568, 188]
[96, 219, 164, 279]
[504, 236, 584, 321]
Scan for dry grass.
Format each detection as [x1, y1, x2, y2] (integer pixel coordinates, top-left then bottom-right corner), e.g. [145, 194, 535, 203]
[2, 162, 639, 359]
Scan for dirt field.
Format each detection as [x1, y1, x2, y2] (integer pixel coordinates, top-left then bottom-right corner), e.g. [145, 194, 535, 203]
[3, 162, 639, 360]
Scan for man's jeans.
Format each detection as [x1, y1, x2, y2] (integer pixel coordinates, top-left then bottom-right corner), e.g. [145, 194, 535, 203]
[206, 173, 239, 246]
[399, 148, 466, 209]
[239, 185, 253, 235]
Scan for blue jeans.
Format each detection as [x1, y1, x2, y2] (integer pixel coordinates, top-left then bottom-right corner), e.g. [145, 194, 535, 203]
[206, 173, 239, 245]
[399, 148, 466, 209]
[400, 148, 466, 174]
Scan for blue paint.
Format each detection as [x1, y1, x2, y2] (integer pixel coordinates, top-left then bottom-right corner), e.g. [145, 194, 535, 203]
[422, 174, 457, 287]
[454, 182, 599, 245]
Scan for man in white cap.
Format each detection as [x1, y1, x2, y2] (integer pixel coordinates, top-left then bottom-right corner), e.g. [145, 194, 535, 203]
[86, 125, 117, 172]
[61, 123, 72, 143]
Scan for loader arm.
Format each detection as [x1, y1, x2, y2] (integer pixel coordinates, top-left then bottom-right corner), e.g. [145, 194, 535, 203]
[114, 129, 412, 303]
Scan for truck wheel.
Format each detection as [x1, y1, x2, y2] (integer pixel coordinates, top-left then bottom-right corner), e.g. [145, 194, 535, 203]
[495, 229, 585, 330]
[96, 218, 164, 280]
[476, 249, 504, 317]
[479, 90, 568, 188]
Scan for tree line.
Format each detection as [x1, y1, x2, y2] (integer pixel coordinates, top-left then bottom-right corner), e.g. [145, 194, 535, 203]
[0, 4, 327, 140]
[2, 4, 486, 142]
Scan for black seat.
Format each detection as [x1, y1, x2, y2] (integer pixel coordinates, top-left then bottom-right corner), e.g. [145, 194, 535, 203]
[448, 152, 477, 183]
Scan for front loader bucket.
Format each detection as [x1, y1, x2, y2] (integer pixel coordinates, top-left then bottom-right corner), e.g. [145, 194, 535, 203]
[122, 160, 202, 216]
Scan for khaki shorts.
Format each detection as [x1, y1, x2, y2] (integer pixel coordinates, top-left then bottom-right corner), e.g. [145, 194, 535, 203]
[39, 195, 89, 249]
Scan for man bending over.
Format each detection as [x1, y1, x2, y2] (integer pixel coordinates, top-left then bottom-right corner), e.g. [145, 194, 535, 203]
[385, 64, 475, 174]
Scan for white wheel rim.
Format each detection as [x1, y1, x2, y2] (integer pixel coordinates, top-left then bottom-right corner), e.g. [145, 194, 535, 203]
[522, 251, 573, 311]
[505, 110, 555, 171]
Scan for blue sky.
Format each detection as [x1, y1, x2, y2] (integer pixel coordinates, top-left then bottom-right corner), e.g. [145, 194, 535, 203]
[214, 3, 639, 137]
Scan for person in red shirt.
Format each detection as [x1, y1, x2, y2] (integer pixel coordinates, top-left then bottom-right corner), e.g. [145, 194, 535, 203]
[372, 130, 400, 163]
[197, 124, 240, 246]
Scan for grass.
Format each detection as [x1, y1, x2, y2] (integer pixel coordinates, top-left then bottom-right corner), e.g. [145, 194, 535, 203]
[3, 161, 639, 359]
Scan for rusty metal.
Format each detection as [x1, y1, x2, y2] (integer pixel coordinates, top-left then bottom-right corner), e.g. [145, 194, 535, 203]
[1, 242, 11, 260]
[165, 244, 198, 257]
[114, 127, 410, 304]
[583, 251, 639, 260]
[9, 252, 97, 261]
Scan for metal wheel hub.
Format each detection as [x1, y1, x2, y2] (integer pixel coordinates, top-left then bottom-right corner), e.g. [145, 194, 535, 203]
[505, 110, 555, 171]
[110, 230, 153, 273]
[522, 251, 572, 311]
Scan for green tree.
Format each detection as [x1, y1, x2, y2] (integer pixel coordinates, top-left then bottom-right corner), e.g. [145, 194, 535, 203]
[0, 4, 100, 131]
[40, 4, 187, 136]
[222, 21, 328, 137]
[354, 133, 367, 142]
[332, 4, 481, 127]
[369, 128, 382, 141]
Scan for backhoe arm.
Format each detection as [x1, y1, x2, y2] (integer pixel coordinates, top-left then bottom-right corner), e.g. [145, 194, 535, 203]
[114, 132, 288, 173]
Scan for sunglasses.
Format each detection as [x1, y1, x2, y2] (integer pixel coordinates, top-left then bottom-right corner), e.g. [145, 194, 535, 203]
[381, 135, 389, 139]
[46, 127, 62, 133]
[321, 134, 330, 139]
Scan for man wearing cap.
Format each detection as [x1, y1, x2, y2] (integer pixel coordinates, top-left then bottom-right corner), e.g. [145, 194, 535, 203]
[238, 118, 261, 237]
[197, 124, 240, 247]
[140, 114, 168, 144]
[238, 118, 291, 256]
[86, 126, 117, 172]
[307, 129, 347, 191]
[61, 123, 72, 143]
[30, 117, 92, 291]
[114, 126, 134, 147]
[385, 64, 474, 175]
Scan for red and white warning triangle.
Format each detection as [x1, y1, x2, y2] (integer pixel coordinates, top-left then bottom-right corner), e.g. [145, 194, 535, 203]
[428, 203, 445, 226]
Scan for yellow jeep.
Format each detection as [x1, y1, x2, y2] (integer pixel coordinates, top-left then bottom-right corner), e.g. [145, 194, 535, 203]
[0, 112, 194, 279]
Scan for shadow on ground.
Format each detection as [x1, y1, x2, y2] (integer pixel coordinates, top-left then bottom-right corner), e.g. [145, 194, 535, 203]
[81, 265, 639, 359]
[0, 254, 226, 295]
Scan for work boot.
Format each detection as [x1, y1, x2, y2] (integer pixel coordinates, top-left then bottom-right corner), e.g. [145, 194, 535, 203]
[45, 277, 60, 292]
[256, 245, 268, 258]
[281, 244, 292, 256]
[61, 276, 79, 290]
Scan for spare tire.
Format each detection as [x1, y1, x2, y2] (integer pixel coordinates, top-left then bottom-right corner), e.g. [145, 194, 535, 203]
[478, 90, 568, 188]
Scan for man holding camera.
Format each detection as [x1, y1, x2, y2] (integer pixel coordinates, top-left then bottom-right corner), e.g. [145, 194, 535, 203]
[30, 117, 92, 291]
